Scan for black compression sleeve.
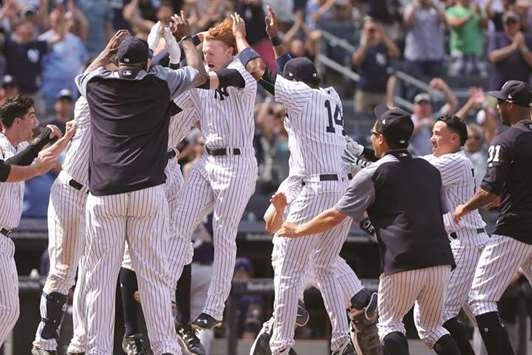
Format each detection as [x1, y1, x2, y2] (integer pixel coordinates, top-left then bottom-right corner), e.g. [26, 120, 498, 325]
[258, 68, 276, 95]
[6, 128, 54, 166]
[0, 160, 11, 182]
[215, 68, 245, 89]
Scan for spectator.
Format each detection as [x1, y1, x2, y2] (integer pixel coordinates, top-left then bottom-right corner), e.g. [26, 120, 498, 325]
[48, 89, 74, 132]
[1, 20, 48, 116]
[281, 11, 316, 61]
[263, 0, 294, 30]
[38, 6, 87, 112]
[488, 11, 532, 90]
[403, 0, 447, 80]
[304, 0, 335, 31]
[464, 123, 488, 187]
[0, 75, 19, 105]
[352, 17, 399, 114]
[446, 0, 489, 76]
[77, 0, 113, 56]
[367, 0, 403, 41]
[185, 0, 227, 32]
[485, 0, 515, 32]
[408, 78, 458, 156]
[123, 0, 176, 39]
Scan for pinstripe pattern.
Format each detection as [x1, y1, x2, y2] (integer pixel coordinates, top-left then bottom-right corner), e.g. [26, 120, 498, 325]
[62, 97, 91, 185]
[169, 95, 200, 148]
[32, 174, 89, 350]
[0, 133, 27, 229]
[0, 236, 19, 347]
[84, 185, 180, 355]
[270, 179, 352, 354]
[67, 251, 88, 353]
[469, 234, 532, 316]
[378, 265, 451, 348]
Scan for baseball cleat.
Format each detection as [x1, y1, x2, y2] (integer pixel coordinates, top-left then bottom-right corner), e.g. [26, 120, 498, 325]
[122, 333, 148, 355]
[349, 292, 383, 355]
[296, 299, 309, 327]
[176, 323, 206, 355]
[31, 347, 57, 355]
[332, 341, 357, 355]
[249, 317, 274, 355]
[191, 313, 222, 330]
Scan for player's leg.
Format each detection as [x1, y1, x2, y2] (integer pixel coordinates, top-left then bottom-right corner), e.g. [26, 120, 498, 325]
[189, 264, 214, 354]
[413, 265, 460, 355]
[33, 182, 86, 353]
[84, 193, 128, 354]
[442, 237, 482, 355]
[197, 158, 257, 324]
[468, 235, 532, 355]
[126, 185, 180, 355]
[118, 245, 148, 355]
[67, 252, 88, 355]
[0, 237, 20, 347]
[378, 270, 422, 355]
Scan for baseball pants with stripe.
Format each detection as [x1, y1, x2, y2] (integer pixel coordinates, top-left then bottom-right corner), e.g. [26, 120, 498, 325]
[0, 236, 19, 347]
[378, 265, 451, 348]
[270, 178, 352, 354]
[468, 234, 532, 316]
[443, 229, 488, 321]
[84, 185, 179, 355]
[33, 173, 88, 350]
[174, 153, 257, 321]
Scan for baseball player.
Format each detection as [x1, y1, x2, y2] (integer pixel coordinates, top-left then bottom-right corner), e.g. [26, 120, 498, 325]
[30, 96, 92, 355]
[420, 115, 490, 355]
[75, 16, 208, 354]
[170, 16, 259, 331]
[454, 80, 532, 355]
[0, 96, 75, 348]
[278, 106, 461, 355]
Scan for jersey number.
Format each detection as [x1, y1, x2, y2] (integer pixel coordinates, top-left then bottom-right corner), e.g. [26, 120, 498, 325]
[487, 145, 502, 163]
[214, 87, 229, 101]
[324, 100, 345, 135]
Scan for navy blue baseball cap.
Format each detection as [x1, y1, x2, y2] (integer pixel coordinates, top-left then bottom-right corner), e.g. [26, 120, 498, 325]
[373, 105, 414, 147]
[283, 57, 320, 86]
[488, 80, 532, 108]
[117, 36, 152, 64]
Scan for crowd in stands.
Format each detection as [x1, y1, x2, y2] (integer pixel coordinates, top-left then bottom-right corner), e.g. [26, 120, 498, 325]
[0, 0, 531, 341]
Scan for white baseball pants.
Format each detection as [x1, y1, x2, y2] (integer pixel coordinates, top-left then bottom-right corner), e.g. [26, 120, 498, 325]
[468, 234, 532, 316]
[33, 173, 88, 350]
[378, 265, 451, 348]
[84, 185, 179, 355]
[443, 229, 488, 322]
[270, 178, 352, 354]
[0, 236, 19, 347]
[174, 154, 257, 320]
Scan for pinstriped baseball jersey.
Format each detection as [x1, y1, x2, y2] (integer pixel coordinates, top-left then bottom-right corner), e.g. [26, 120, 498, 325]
[170, 92, 200, 148]
[423, 152, 487, 243]
[61, 97, 91, 186]
[192, 59, 257, 149]
[275, 76, 345, 176]
[0, 133, 28, 228]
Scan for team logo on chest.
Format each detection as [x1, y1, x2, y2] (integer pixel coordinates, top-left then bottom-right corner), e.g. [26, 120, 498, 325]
[214, 87, 230, 101]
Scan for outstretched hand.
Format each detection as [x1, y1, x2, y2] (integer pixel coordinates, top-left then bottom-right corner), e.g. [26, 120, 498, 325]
[277, 222, 301, 238]
[231, 13, 247, 39]
[170, 11, 191, 40]
[104, 30, 130, 54]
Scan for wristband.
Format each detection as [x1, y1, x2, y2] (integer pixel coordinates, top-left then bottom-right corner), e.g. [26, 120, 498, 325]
[180, 35, 192, 44]
[238, 47, 260, 67]
[271, 36, 282, 46]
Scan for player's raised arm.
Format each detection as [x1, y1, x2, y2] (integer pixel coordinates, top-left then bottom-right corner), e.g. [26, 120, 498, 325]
[231, 13, 267, 81]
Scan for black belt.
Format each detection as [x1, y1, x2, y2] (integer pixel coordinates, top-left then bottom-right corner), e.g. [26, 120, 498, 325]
[302, 174, 341, 186]
[450, 228, 485, 240]
[206, 147, 241, 156]
[68, 179, 84, 191]
[0, 228, 13, 238]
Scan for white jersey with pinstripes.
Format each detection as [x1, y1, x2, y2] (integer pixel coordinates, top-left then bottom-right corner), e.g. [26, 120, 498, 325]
[0, 134, 28, 229]
[61, 97, 91, 186]
[275, 75, 345, 176]
[183, 58, 256, 149]
[170, 92, 200, 148]
[423, 152, 487, 243]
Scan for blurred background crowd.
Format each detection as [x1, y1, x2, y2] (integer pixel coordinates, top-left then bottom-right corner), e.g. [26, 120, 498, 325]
[1, 0, 531, 347]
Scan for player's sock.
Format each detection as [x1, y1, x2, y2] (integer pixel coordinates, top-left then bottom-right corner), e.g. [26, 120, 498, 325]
[476, 311, 515, 355]
[349, 288, 372, 310]
[433, 334, 461, 355]
[382, 331, 409, 355]
[119, 267, 141, 337]
[443, 317, 475, 355]
[175, 263, 192, 325]
[39, 291, 68, 340]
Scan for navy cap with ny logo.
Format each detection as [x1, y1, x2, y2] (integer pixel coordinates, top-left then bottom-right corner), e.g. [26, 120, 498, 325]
[488, 80, 532, 108]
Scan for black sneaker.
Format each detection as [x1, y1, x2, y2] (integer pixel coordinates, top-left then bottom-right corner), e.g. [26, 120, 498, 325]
[191, 312, 222, 330]
[176, 323, 206, 355]
[122, 333, 148, 355]
[31, 347, 57, 355]
[332, 341, 356, 355]
[249, 317, 274, 355]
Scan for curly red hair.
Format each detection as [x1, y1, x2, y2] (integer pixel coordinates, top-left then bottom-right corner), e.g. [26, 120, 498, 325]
[205, 18, 237, 55]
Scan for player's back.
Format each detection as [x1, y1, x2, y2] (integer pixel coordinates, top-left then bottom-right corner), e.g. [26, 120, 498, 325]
[275, 75, 346, 176]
